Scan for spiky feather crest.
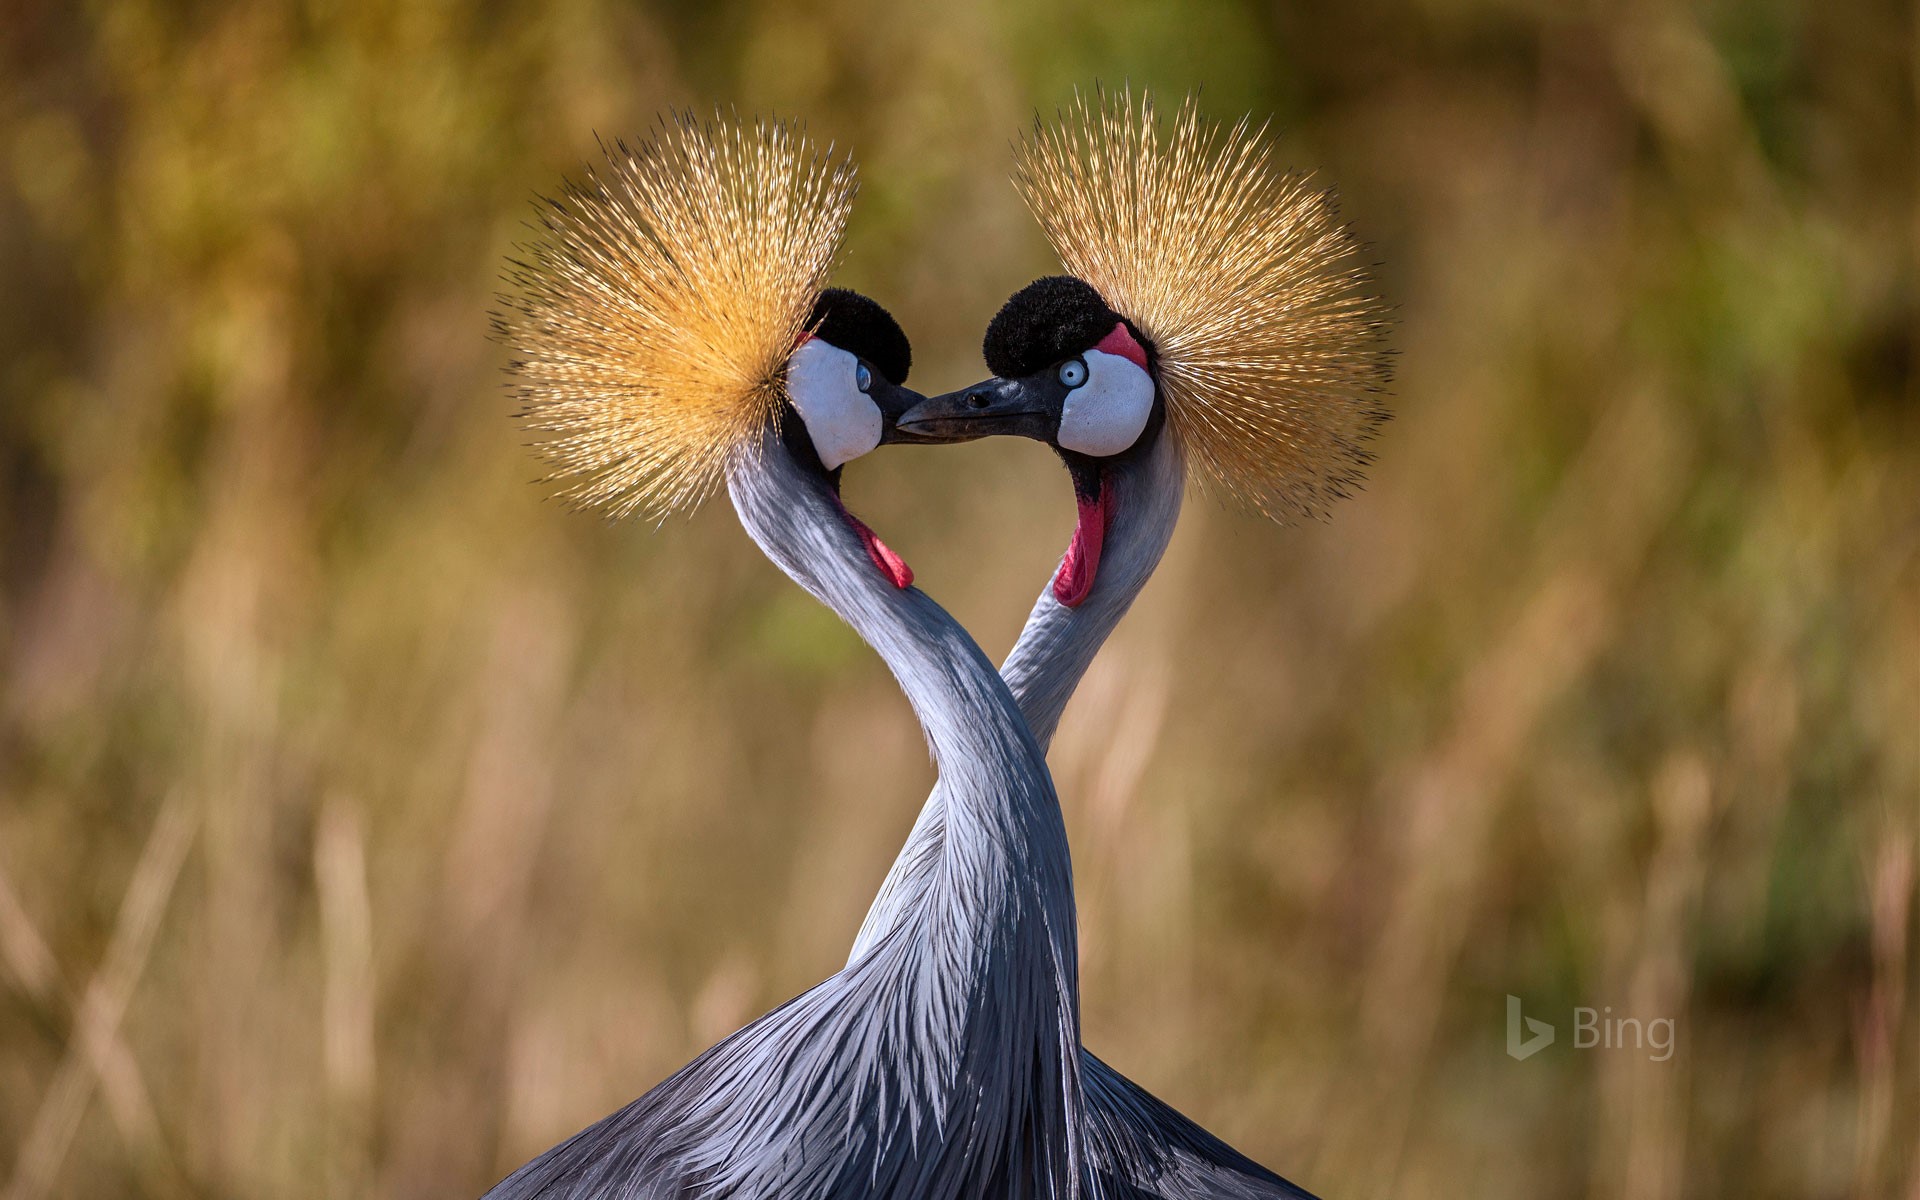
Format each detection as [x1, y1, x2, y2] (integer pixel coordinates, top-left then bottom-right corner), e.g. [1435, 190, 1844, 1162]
[497, 115, 855, 519]
[1013, 88, 1393, 520]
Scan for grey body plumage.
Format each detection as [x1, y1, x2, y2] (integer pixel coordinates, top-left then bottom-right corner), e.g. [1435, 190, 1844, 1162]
[487, 425, 1315, 1200]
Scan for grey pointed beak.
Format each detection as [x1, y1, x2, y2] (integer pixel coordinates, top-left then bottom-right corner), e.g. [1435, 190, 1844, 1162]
[888, 376, 1059, 445]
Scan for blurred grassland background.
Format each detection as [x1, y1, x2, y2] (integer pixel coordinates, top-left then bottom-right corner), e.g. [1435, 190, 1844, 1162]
[1, 0, 1916, 1197]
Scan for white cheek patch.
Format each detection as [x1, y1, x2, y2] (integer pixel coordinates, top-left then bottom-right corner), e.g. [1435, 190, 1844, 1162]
[786, 338, 883, 470]
[1057, 348, 1154, 457]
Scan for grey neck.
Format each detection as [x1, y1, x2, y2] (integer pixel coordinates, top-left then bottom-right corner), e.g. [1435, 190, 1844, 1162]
[1001, 433, 1185, 749]
[726, 431, 1076, 934]
[844, 432, 1183, 968]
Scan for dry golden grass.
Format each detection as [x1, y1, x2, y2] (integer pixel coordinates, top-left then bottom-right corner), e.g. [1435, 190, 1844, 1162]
[0, 1, 1914, 1198]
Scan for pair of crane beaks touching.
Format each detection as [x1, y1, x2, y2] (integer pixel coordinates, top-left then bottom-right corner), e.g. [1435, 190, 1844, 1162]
[785, 275, 1166, 607]
[490, 89, 1391, 1199]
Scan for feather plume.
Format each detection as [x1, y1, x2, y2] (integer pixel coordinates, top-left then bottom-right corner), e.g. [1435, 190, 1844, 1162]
[496, 115, 855, 519]
[1013, 88, 1393, 520]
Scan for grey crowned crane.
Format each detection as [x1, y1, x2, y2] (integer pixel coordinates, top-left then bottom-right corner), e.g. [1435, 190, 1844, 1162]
[869, 90, 1393, 1198]
[489, 115, 1082, 1198]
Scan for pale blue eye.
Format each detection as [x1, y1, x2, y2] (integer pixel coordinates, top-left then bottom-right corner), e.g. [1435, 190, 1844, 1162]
[1057, 358, 1088, 388]
[856, 362, 873, 393]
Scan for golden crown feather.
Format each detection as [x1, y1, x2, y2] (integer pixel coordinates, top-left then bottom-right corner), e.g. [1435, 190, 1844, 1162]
[1013, 88, 1393, 521]
[495, 114, 856, 519]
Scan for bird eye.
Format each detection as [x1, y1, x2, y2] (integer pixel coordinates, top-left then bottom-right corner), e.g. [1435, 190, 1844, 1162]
[855, 362, 874, 393]
[1057, 358, 1088, 388]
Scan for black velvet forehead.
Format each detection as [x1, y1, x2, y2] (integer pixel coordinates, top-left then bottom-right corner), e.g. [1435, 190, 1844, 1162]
[983, 275, 1122, 379]
[808, 287, 912, 386]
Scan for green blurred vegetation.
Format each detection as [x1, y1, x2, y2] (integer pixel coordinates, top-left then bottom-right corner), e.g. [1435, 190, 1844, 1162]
[1, 0, 1915, 1197]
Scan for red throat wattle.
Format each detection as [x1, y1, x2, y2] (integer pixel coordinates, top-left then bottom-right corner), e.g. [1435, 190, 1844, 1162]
[833, 496, 913, 590]
[1093, 321, 1148, 370]
[1054, 473, 1113, 608]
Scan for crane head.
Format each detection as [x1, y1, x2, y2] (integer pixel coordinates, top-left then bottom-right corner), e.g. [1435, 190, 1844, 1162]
[895, 275, 1163, 607]
[495, 115, 930, 589]
[780, 286, 923, 588]
[899, 87, 1395, 607]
